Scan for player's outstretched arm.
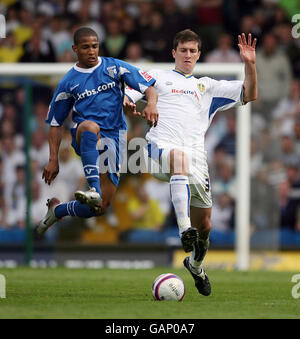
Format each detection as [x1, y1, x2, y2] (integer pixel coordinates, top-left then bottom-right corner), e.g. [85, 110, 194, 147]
[142, 86, 158, 127]
[42, 126, 63, 185]
[238, 33, 258, 103]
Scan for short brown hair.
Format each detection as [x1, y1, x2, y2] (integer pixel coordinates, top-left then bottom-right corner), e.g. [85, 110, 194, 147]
[173, 29, 202, 51]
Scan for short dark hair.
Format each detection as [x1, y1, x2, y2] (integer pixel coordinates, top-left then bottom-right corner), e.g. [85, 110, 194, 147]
[73, 27, 99, 45]
[173, 29, 202, 51]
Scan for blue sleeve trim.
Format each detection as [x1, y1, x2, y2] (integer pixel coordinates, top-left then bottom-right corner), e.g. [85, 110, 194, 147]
[209, 97, 235, 119]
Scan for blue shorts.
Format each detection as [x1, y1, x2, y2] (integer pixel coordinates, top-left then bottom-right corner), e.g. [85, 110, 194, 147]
[70, 125, 127, 188]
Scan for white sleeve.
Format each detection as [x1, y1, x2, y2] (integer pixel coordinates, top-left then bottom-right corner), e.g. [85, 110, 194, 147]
[208, 78, 244, 111]
[125, 69, 157, 103]
[125, 86, 144, 103]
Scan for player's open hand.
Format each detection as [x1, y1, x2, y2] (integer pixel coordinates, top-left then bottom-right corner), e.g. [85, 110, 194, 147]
[142, 103, 159, 127]
[42, 160, 59, 185]
[238, 33, 257, 64]
[123, 96, 141, 116]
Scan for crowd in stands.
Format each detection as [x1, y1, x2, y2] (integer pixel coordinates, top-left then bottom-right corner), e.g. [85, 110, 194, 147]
[0, 0, 299, 247]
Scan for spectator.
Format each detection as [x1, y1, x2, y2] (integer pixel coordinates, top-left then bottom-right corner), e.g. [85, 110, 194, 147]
[12, 7, 33, 47]
[239, 15, 262, 41]
[278, 134, 299, 167]
[212, 160, 236, 200]
[278, 180, 299, 231]
[57, 140, 86, 200]
[141, 11, 169, 62]
[32, 101, 50, 132]
[30, 129, 49, 168]
[205, 32, 241, 63]
[121, 15, 140, 44]
[216, 111, 236, 157]
[127, 181, 166, 231]
[144, 176, 172, 217]
[1, 135, 25, 210]
[42, 15, 71, 59]
[136, 0, 154, 37]
[211, 193, 234, 232]
[1, 102, 23, 135]
[251, 166, 279, 232]
[209, 145, 231, 180]
[20, 29, 56, 62]
[9, 165, 26, 228]
[271, 79, 300, 138]
[0, 32, 24, 62]
[195, 0, 224, 55]
[160, 0, 187, 61]
[101, 18, 127, 59]
[125, 42, 148, 63]
[256, 32, 292, 118]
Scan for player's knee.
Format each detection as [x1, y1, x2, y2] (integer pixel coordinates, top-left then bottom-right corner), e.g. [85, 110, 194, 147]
[78, 120, 100, 135]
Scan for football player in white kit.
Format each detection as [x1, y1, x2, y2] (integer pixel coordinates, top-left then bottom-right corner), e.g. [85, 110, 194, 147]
[124, 29, 257, 296]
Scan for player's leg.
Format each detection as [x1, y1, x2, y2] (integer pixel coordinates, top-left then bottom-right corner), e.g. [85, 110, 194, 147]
[99, 172, 118, 214]
[190, 206, 211, 268]
[74, 120, 103, 209]
[37, 197, 98, 237]
[37, 172, 117, 237]
[169, 149, 198, 252]
[183, 206, 212, 296]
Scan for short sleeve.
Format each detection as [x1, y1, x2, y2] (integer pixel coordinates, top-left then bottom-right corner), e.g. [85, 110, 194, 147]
[45, 80, 74, 126]
[205, 78, 244, 122]
[116, 59, 156, 94]
[125, 69, 157, 103]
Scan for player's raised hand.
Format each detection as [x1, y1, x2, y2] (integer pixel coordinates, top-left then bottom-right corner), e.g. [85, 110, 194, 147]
[42, 160, 59, 185]
[123, 95, 141, 116]
[238, 33, 257, 64]
[142, 103, 159, 127]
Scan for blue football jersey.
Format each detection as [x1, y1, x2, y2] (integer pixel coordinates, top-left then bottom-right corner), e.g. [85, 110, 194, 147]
[45, 57, 155, 130]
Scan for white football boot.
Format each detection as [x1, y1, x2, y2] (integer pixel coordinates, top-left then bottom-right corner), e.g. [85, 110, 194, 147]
[74, 187, 102, 213]
[37, 198, 61, 237]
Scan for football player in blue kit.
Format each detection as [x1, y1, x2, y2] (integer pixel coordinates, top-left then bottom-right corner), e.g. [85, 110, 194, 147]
[37, 27, 158, 236]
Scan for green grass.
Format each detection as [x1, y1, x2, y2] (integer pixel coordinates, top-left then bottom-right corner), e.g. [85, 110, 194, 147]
[0, 267, 299, 319]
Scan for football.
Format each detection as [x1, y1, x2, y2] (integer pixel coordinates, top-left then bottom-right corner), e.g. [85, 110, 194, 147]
[152, 273, 186, 301]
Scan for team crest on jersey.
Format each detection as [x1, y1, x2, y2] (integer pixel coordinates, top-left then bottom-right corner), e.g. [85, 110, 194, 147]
[107, 66, 117, 78]
[197, 83, 205, 93]
[139, 70, 152, 82]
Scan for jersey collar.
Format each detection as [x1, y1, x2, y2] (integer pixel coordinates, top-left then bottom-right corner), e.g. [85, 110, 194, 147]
[74, 57, 102, 73]
[173, 69, 193, 79]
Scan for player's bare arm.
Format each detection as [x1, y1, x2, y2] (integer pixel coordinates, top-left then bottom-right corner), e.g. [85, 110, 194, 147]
[142, 86, 158, 127]
[42, 125, 63, 185]
[238, 33, 258, 103]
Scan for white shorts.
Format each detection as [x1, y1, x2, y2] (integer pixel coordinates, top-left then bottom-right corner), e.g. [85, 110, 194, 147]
[143, 142, 212, 209]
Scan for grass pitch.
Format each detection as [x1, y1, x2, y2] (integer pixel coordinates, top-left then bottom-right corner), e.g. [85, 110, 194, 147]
[0, 267, 299, 319]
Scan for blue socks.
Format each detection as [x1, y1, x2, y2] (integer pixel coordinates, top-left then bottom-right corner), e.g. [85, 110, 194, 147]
[54, 201, 97, 219]
[80, 131, 102, 196]
[53, 131, 102, 220]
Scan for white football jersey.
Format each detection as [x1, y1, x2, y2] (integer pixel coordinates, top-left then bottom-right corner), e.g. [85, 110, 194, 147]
[125, 69, 244, 152]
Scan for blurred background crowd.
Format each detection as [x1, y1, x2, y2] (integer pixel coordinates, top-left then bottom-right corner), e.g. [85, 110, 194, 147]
[0, 0, 299, 248]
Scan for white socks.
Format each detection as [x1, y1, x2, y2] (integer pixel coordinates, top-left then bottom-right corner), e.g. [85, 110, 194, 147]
[170, 175, 191, 236]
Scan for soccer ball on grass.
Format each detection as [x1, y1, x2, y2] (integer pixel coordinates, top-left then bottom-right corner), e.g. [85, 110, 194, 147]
[152, 273, 185, 301]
